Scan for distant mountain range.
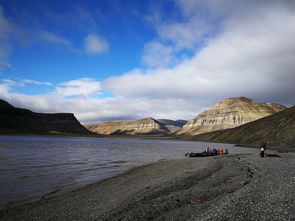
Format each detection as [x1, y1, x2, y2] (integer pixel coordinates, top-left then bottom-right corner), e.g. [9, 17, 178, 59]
[0, 99, 94, 135]
[85, 118, 187, 135]
[1, 97, 293, 148]
[188, 105, 295, 148]
[86, 97, 285, 139]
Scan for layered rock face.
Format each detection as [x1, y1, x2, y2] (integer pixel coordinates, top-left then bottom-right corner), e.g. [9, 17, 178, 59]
[191, 105, 295, 148]
[85, 118, 187, 135]
[0, 99, 93, 135]
[178, 97, 285, 136]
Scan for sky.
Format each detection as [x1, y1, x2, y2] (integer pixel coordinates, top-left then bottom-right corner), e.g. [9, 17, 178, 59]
[0, 0, 294, 123]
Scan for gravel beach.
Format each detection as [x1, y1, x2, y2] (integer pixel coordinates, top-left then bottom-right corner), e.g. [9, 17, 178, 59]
[1, 153, 295, 221]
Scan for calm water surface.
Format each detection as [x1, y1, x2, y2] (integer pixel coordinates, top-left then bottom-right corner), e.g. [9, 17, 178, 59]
[0, 135, 258, 207]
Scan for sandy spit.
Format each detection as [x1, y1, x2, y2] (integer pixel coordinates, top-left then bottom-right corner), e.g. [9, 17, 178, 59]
[1, 153, 295, 221]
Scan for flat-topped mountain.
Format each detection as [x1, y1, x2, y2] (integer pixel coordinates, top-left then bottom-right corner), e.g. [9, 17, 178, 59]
[85, 118, 187, 136]
[0, 99, 93, 135]
[190, 105, 295, 148]
[177, 97, 285, 136]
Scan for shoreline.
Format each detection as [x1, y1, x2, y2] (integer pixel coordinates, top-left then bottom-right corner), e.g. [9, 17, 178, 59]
[0, 156, 210, 209]
[1, 153, 294, 220]
[0, 136, 261, 211]
[0, 158, 180, 211]
[0, 156, 223, 220]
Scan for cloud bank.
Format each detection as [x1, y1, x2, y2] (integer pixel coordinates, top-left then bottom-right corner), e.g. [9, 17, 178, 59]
[1, 0, 295, 123]
[104, 0, 295, 106]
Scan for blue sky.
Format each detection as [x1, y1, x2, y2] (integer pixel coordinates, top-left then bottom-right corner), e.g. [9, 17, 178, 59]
[1, 0, 157, 82]
[0, 0, 295, 123]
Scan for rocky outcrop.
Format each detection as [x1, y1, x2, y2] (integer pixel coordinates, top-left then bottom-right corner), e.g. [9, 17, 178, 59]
[85, 118, 187, 135]
[189, 105, 295, 148]
[177, 97, 285, 136]
[0, 99, 93, 135]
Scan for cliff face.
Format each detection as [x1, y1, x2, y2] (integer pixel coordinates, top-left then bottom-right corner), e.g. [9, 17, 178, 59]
[178, 97, 285, 136]
[0, 99, 93, 135]
[190, 105, 295, 148]
[85, 118, 187, 135]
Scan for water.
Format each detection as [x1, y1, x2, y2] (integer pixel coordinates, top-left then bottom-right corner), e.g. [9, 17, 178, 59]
[0, 135, 258, 207]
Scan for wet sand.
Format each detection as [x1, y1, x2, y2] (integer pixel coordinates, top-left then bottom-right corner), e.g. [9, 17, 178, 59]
[1, 153, 295, 220]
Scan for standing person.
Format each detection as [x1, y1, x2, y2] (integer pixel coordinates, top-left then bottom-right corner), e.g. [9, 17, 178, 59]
[261, 141, 269, 155]
[261, 147, 265, 158]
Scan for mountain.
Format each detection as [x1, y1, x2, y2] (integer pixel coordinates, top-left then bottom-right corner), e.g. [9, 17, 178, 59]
[0, 99, 94, 135]
[188, 105, 295, 148]
[85, 118, 187, 136]
[156, 119, 188, 133]
[0, 99, 14, 108]
[177, 97, 285, 136]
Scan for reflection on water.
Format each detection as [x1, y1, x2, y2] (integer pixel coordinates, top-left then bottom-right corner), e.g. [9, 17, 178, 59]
[0, 135, 257, 207]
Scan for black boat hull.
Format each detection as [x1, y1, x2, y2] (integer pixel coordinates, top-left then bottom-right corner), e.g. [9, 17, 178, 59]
[185, 152, 228, 157]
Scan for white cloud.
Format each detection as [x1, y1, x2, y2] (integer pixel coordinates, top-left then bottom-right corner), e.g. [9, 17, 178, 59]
[146, 1, 214, 51]
[0, 80, 10, 94]
[21, 79, 52, 86]
[39, 31, 72, 46]
[54, 78, 101, 97]
[142, 41, 174, 68]
[84, 34, 109, 54]
[1, 79, 52, 87]
[157, 20, 213, 50]
[0, 79, 57, 112]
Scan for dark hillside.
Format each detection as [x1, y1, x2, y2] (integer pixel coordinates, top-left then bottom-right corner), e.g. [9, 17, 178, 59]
[0, 99, 93, 135]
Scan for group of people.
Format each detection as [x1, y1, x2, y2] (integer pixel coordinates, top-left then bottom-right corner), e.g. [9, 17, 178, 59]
[204, 147, 229, 155]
